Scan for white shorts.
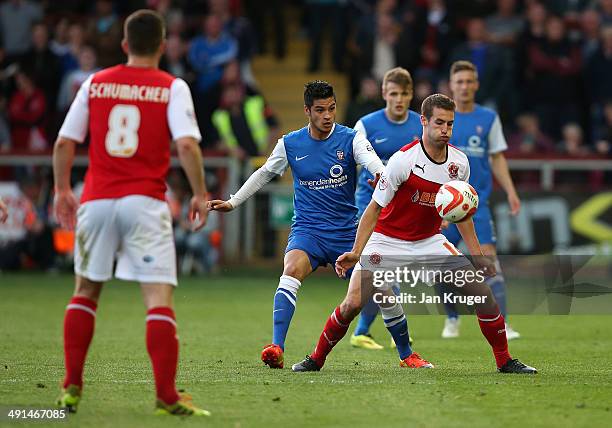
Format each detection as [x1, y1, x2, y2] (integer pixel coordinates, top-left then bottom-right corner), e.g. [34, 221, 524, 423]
[355, 232, 471, 274]
[74, 195, 177, 286]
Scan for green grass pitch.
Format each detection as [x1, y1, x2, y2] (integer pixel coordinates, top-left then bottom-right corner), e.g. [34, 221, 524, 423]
[0, 271, 611, 427]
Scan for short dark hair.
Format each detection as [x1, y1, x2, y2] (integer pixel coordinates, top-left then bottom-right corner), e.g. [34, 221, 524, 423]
[124, 9, 165, 56]
[450, 60, 478, 78]
[304, 80, 335, 107]
[421, 93, 456, 119]
[383, 67, 413, 90]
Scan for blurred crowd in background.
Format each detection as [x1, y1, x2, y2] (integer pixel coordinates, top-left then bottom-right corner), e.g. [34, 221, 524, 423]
[0, 0, 610, 272]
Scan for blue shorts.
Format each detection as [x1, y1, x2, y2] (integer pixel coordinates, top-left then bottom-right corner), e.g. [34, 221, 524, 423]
[286, 229, 355, 278]
[443, 204, 496, 246]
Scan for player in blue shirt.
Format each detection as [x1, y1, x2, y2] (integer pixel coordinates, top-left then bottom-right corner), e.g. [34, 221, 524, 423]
[349, 67, 423, 350]
[439, 61, 521, 340]
[209, 81, 387, 368]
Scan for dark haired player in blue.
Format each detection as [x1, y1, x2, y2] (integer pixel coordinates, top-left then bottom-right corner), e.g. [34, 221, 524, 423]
[439, 61, 521, 340]
[209, 81, 385, 368]
[349, 67, 423, 350]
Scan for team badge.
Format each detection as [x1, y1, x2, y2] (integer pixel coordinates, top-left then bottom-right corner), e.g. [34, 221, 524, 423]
[378, 175, 388, 190]
[448, 162, 459, 180]
[336, 150, 345, 160]
[369, 253, 382, 265]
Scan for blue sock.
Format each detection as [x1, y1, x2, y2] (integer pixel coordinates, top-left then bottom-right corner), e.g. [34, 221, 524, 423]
[487, 273, 507, 319]
[354, 297, 379, 336]
[435, 283, 459, 319]
[381, 303, 412, 360]
[272, 275, 301, 350]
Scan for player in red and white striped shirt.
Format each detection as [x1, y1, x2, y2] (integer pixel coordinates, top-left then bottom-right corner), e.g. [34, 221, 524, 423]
[292, 94, 537, 374]
[53, 10, 210, 416]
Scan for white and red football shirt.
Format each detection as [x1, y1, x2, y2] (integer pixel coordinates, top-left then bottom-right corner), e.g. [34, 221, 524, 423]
[372, 139, 470, 241]
[58, 64, 201, 203]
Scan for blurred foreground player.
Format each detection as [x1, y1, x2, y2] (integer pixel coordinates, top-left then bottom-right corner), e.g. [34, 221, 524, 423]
[53, 10, 210, 416]
[292, 94, 536, 374]
[210, 81, 385, 368]
[439, 61, 521, 340]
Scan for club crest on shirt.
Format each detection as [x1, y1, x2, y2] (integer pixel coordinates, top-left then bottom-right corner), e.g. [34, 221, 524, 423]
[378, 175, 388, 190]
[369, 252, 382, 265]
[448, 162, 459, 180]
[336, 150, 345, 160]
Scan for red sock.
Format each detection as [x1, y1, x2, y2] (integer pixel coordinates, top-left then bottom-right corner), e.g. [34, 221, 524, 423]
[146, 307, 180, 405]
[477, 312, 511, 368]
[311, 307, 351, 367]
[63, 296, 97, 389]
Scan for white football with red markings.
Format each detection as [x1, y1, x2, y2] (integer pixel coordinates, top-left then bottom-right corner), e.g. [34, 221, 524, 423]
[435, 180, 479, 223]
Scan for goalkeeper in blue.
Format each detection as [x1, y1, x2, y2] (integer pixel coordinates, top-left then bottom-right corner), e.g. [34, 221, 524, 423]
[209, 81, 385, 368]
[438, 60, 521, 340]
[350, 67, 423, 350]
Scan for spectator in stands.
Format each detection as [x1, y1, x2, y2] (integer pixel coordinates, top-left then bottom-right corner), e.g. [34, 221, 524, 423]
[580, 9, 602, 60]
[517, 1, 549, 87]
[527, 15, 582, 139]
[243, 0, 286, 59]
[209, 0, 258, 85]
[0, 95, 11, 152]
[8, 69, 47, 152]
[188, 13, 238, 147]
[86, 0, 123, 68]
[485, 0, 525, 46]
[344, 76, 384, 128]
[599, 0, 612, 25]
[160, 34, 194, 84]
[57, 23, 86, 75]
[586, 25, 612, 110]
[449, 17, 514, 112]
[0, 0, 43, 64]
[49, 18, 71, 61]
[559, 122, 590, 155]
[212, 82, 279, 160]
[21, 22, 62, 110]
[305, 0, 348, 72]
[414, 0, 455, 79]
[57, 46, 98, 113]
[347, 11, 401, 97]
[508, 113, 555, 154]
[593, 100, 612, 154]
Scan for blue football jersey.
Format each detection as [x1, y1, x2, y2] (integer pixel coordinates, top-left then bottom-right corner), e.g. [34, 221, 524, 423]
[278, 124, 369, 236]
[449, 104, 507, 204]
[354, 109, 423, 214]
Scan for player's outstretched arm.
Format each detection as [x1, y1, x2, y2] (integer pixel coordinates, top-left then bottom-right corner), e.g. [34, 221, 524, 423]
[456, 219, 496, 277]
[336, 200, 382, 277]
[0, 197, 7, 223]
[53, 137, 79, 230]
[176, 136, 209, 231]
[210, 138, 287, 213]
[490, 152, 520, 215]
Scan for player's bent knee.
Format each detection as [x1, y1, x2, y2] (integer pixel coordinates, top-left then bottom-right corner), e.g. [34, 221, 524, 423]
[340, 295, 362, 320]
[74, 276, 104, 301]
[141, 283, 174, 310]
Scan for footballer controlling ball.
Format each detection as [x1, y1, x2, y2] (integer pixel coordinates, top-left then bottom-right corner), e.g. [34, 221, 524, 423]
[435, 180, 479, 223]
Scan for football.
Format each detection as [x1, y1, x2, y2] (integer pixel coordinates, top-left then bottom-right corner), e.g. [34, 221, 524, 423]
[435, 180, 479, 223]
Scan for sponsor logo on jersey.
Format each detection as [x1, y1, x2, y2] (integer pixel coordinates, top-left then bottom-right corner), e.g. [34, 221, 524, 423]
[330, 164, 344, 178]
[295, 155, 309, 161]
[448, 162, 459, 180]
[414, 163, 425, 174]
[336, 150, 344, 160]
[374, 138, 388, 144]
[476, 125, 483, 135]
